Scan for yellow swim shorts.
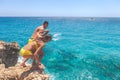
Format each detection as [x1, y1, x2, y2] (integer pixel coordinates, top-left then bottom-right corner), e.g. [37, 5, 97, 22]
[20, 48, 32, 57]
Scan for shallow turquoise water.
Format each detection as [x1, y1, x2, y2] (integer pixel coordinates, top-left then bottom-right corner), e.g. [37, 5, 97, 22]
[0, 17, 120, 80]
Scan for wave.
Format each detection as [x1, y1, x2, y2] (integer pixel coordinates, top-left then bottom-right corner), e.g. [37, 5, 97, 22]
[80, 69, 99, 80]
[18, 56, 24, 63]
[45, 68, 56, 80]
[18, 56, 29, 65]
[52, 33, 61, 41]
[49, 74, 56, 80]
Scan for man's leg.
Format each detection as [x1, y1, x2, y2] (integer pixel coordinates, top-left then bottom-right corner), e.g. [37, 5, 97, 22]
[34, 50, 44, 65]
[39, 50, 44, 62]
[32, 51, 44, 69]
[38, 50, 45, 69]
[32, 59, 36, 65]
[34, 55, 41, 65]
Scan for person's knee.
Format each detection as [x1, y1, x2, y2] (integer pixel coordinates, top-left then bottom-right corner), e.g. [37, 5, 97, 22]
[23, 55, 32, 58]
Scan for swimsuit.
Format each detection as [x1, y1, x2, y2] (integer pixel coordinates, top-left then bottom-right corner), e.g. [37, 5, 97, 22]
[20, 38, 39, 57]
[28, 38, 36, 43]
[20, 48, 32, 57]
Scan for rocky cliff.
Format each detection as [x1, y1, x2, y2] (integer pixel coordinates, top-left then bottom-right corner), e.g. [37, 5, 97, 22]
[0, 41, 20, 67]
[0, 64, 49, 80]
[0, 41, 49, 80]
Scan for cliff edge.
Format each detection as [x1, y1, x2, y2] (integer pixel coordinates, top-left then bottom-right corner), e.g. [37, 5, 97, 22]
[0, 41, 20, 67]
[0, 64, 49, 80]
[0, 41, 49, 80]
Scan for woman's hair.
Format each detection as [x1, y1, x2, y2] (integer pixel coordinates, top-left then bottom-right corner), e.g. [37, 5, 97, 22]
[43, 34, 52, 42]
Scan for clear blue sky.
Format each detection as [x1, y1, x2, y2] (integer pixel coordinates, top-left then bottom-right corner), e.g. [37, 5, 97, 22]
[0, 0, 120, 17]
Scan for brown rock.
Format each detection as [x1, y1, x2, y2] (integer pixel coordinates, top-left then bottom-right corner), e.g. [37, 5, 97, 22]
[0, 64, 49, 80]
[0, 41, 49, 80]
[0, 41, 20, 67]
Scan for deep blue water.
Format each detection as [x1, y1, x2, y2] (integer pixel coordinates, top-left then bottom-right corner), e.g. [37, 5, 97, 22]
[0, 17, 120, 80]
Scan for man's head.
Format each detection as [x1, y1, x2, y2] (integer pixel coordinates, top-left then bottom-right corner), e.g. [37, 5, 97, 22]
[43, 21, 48, 28]
[43, 34, 52, 42]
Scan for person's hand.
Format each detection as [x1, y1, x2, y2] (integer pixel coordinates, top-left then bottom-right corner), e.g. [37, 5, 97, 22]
[45, 30, 49, 33]
[43, 30, 49, 36]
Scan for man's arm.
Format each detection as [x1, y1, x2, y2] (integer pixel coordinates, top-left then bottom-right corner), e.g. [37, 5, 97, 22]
[39, 50, 44, 62]
[36, 27, 44, 38]
[43, 30, 49, 36]
[36, 27, 49, 38]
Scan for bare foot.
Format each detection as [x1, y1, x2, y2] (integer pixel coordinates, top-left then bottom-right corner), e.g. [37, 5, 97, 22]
[20, 63, 27, 67]
[38, 63, 45, 70]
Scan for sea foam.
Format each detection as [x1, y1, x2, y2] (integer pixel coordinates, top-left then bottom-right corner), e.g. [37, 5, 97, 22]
[52, 33, 61, 41]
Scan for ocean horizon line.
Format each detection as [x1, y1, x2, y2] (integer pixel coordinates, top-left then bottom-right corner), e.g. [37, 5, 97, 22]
[0, 16, 120, 18]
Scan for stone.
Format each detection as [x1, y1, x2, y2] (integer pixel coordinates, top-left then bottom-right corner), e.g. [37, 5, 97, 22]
[0, 64, 49, 80]
[0, 41, 20, 67]
[0, 41, 49, 80]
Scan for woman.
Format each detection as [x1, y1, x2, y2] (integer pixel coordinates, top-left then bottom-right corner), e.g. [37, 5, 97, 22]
[20, 34, 52, 67]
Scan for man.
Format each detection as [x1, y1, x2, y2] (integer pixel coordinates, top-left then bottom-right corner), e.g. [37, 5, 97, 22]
[20, 34, 52, 67]
[28, 21, 49, 64]
[29, 21, 49, 43]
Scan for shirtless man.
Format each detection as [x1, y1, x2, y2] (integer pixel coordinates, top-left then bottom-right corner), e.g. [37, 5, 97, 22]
[20, 34, 52, 67]
[29, 21, 49, 42]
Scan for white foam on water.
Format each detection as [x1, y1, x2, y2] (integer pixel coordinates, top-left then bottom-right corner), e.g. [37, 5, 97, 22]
[18, 56, 24, 63]
[52, 33, 61, 41]
[80, 69, 99, 80]
[45, 69, 56, 80]
[49, 74, 56, 80]
[18, 56, 29, 65]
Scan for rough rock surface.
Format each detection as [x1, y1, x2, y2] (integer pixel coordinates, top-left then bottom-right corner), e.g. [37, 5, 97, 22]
[0, 41, 20, 67]
[0, 64, 49, 80]
[0, 41, 49, 80]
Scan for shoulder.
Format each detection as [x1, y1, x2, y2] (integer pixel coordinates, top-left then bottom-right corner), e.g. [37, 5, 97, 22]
[36, 26, 43, 32]
[36, 26, 41, 30]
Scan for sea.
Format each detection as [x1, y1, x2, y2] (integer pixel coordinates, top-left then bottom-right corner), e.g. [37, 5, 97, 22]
[0, 17, 120, 80]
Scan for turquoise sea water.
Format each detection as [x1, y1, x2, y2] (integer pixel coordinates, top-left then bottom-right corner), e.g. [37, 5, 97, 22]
[0, 17, 120, 80]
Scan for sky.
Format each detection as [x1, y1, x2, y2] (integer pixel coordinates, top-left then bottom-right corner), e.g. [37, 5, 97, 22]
[0, 0, 120, 17]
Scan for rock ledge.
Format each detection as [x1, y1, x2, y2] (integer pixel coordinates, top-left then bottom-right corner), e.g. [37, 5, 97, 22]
[0, 41, 20, 67]
[0, 64, 49, 80]
[0, 41, 49, 80]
